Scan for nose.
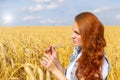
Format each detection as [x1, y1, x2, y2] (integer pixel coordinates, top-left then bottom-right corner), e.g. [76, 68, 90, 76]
[71, 33, 75, 39]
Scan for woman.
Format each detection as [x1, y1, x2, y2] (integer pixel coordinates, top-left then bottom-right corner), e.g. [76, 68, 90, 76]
[40, 12, 110, 80]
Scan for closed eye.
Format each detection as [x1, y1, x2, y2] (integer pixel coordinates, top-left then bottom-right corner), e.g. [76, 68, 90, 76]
[74, 31, 80, 35]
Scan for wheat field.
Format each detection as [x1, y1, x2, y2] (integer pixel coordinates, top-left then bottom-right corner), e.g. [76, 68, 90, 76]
[0, 26, 120, 80]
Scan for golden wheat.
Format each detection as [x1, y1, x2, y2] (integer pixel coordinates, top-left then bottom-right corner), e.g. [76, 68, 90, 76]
[0, 26, 120, 80]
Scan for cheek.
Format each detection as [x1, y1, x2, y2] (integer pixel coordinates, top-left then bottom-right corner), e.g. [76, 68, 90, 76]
[77, 36, 82, 43]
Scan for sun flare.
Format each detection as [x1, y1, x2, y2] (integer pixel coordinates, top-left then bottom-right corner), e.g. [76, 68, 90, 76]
[3, 14, 13, 24]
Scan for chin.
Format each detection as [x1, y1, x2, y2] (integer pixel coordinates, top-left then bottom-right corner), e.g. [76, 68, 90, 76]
[73, 44, 79, 46]
[73, 43, 81, 47]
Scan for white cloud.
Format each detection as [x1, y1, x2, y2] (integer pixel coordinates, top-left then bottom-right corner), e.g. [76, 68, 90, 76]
[21, 2, 59, 12]
[31, 0, 64, 3]
[39, 20, 46, 23]
[39, 19, 55, 23]
[28, 4, 44, 11]
[47, 19, 55, 23]
[47, 3, 58, 9]
[58, 0, 64, 2]
[33, 0, 52, 3]
[116, 15, 120, 19]
[23, 16, 41, 21]
[19, 0, 62, 13]
[22, 16, 56, 24]
[91, 6, 112, 14]
[20, 4, 44, 12]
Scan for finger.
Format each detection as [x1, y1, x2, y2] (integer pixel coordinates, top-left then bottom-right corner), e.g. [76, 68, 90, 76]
[48, 46, 52, 51]
[45, 46, 52, 54]
[50, 55, 54, 61]
[45, 52, 51, 56]
[45, 49, 47, 53]
[40, 56, 50, 65]
[45, 50, 51, 55]
[52, 46, 56, 52]
[52, 46, 58, 55]
[43, 54, 54, 62]
[48, 46, 52, 54]
[41, 57, 49, 62]
[40, 59, 47, 67]
[44, 54, 51, 60]
[45, 47, 50, 53]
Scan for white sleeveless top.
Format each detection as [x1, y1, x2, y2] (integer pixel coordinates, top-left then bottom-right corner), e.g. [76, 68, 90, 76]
[66, 51, 82, 80]
[65, 47, 110, 80]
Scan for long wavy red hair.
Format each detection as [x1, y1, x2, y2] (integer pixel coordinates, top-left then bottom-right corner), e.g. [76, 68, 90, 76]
[75, 12, 106, 80]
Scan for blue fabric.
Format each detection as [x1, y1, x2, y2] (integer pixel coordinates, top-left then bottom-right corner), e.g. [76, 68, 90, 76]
[70, 46, 81, 62]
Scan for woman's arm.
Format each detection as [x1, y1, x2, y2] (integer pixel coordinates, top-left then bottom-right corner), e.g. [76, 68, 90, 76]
[53, 57, 65, 74]
[51, 66, 68, 80]
[40, 53, 68, 80]
[40, 46, 67, 80]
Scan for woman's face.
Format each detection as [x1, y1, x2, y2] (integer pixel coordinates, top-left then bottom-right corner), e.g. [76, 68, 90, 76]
[71, 22, 82, 47]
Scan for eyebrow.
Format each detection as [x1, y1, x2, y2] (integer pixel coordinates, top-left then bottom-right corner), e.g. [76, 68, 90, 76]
[74, 30, 80, 34]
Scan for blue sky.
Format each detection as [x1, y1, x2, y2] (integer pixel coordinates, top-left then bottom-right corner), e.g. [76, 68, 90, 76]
[0, 0, 120, 26]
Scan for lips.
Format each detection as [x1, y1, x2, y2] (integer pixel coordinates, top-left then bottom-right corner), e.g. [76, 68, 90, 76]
[73, 40, 77, 43]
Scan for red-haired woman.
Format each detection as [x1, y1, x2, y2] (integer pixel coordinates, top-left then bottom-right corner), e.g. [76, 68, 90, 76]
[40, 12, 110, 80]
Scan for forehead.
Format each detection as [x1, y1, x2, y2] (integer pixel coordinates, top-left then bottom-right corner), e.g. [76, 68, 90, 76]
[72, 22, 79, 32]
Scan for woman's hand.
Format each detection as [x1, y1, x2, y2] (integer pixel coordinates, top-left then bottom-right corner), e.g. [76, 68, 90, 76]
[40, 46, 67, 80]
[44, 46, 65, 73]
[40, 53, 67, 80]
[40, 46, 59, 72]
[40, 53, 57, 72]
[45, 46, 58, 60]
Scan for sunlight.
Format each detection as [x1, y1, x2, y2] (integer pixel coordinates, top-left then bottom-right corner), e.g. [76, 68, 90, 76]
[3, 14, 13, 25]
